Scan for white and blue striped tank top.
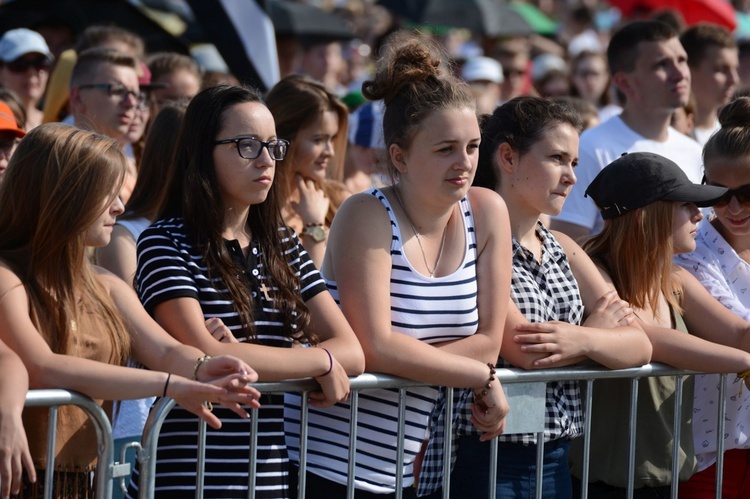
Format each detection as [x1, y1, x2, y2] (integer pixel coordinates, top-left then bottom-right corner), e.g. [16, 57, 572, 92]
[284, 187, 479, 493]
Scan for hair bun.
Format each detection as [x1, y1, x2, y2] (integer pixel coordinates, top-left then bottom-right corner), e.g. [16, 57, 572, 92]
[718, 96, 750, 129]
[362, 32, 446, 104]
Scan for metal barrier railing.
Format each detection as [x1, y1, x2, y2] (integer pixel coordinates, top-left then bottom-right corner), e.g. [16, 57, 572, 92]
[132, 363, 734, 499]
[23, 389, 129, 499]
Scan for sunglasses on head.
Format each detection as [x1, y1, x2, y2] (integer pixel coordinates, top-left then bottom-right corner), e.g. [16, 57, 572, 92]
[703, 175, 750, 207]
[3, 57, 50, 73]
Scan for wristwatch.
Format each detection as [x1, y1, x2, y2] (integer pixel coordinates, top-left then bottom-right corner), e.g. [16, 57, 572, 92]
[302, 223, 327, 242]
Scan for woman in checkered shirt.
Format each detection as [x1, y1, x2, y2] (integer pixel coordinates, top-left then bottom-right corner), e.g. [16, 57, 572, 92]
[445, 96, 652, 498]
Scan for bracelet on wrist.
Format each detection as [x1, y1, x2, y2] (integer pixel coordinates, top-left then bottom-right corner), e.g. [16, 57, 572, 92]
[193, 354, 213, 380]
[474, 363, 496, 403]
[162, 373, 171, 398]
[319, 347, 333, 377]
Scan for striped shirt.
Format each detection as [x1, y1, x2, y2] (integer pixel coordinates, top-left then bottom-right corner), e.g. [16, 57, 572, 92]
[284, 188, 479, 493]
[126, 218, 326, 499]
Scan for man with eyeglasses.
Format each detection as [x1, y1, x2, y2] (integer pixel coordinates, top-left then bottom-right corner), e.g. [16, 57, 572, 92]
[0, 28, 54, 130]
[69, 47, 144, 202]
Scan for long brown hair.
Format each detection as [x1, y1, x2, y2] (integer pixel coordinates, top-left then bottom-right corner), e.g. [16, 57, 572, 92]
[583, 201, 683, 315]
[265, 74, 349, 191]
[123, 100, 188, 222]
[158, 85, 315, 343]
[0, 123, 130, 363]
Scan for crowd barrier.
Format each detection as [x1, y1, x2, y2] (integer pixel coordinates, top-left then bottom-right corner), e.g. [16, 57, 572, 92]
[22, 389, 127, 499]
[25, 364, 735, 499]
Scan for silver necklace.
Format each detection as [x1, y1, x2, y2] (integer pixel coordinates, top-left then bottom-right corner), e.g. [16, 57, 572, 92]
[393, 186, 449, 278]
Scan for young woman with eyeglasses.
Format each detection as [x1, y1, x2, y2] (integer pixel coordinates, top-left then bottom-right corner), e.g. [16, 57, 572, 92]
[126, 85, 364, 498]
[674, 96, 750, 499]
[265, 75, 351, 268]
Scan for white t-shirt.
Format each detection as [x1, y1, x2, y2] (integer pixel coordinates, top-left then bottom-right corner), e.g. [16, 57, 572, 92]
[693, 119, 721, 147]
[553, 116, 704, 235]
[675, 220, 750, 471]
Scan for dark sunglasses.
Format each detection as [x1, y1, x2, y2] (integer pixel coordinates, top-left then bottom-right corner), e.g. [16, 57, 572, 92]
[703, 176, 750, 207]
[502, 68, 526, 78]
[4, 57, 50, 73]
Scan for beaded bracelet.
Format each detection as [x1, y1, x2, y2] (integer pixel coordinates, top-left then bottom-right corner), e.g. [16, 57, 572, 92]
[474, 363, 496, 404]
[320, 348, 333, 377]
[162, 373, 171, 398]
[737, 369, 750, 396]
[193, 354, 213, 380]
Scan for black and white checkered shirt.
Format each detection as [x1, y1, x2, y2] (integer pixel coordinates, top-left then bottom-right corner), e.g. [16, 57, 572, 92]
[418, 223, 585, 495]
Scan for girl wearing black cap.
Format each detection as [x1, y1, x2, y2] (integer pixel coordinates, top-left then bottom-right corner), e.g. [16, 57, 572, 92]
[675, 97, 750, 499]
[451, 96, 652, 498]
[574, 150, 750, 497]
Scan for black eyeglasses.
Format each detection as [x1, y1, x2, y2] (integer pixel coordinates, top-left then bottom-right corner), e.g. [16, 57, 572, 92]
[77, 83, 148, 108]
[4, 57, 50, 73]
[214, 137, 290, 161]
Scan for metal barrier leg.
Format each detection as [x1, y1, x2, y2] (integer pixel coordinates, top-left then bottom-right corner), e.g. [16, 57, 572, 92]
[671, 376, 684, 499]
[715, 375, 727, 499]
[488, 437, 498, 499]
[44, 407, 58, 499]
[442, 387, 454, 499]
[626, 378, 639, 499]
[248, 407, 260, 499]
[196, 419, 207, 499]
[395, 389, 407, 499]
[346, 391, 359, 499]
[534, 433, 544, 499]
[580, 380, 594, 499]
[297, 392, 310, 499]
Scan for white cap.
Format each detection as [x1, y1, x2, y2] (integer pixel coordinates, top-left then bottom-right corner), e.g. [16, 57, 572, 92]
[531, 53, 568, 82]
[191, 43, 229, 73]
[0, 28, 53, 63]
[461, 56, 503, 84]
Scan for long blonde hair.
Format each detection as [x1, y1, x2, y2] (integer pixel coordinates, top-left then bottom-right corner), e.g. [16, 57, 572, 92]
[583, 201, 683, 315]
[0, 123, 130, 364]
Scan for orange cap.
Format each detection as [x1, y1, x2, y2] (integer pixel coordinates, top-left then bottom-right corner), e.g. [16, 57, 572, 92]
[0, 101, 25, 138]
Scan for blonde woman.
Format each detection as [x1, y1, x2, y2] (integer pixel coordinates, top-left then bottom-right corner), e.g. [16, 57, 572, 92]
[0, 123, 259, 497]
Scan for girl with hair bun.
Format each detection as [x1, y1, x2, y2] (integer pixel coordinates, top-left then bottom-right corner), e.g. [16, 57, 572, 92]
[676, 96, 750, 499]
[284, 31, 511, 497]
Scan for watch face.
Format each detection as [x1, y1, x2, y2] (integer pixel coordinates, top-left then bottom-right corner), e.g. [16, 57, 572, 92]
[305, 225, 327, 242]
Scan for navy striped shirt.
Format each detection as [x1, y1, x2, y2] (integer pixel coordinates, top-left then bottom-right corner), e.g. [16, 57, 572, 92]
[284, 188, 479, 493]
[127, 218, 326, 499]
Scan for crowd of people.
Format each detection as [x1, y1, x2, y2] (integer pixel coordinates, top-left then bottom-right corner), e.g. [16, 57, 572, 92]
[3, 1, 750, 498]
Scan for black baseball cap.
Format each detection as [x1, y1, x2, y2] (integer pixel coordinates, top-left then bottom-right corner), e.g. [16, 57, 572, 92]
[585, 152, 727, 220]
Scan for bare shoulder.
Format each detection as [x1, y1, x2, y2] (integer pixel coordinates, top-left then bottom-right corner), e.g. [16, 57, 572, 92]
[466, 187, 509, 245]
[91, 265, 130, 293]
[550, 230, 586, 261]
[0, 260, 24, 298]
[332, 190, 391, 232]
[467, 187, 508, 224]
